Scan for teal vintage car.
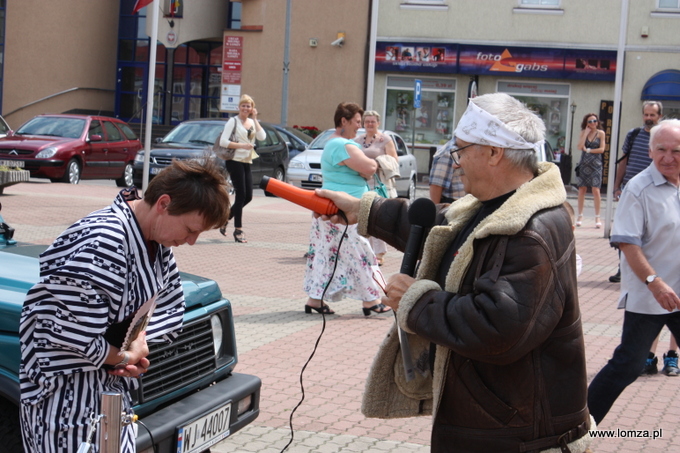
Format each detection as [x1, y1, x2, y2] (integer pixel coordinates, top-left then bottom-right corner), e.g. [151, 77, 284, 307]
[0, 205, 260, 453]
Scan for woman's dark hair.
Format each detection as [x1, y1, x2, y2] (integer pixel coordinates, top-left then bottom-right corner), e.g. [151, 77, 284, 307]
[334, 102, 364, 128]
[580, 113, 601, 130]
[143, 157, 231, 230]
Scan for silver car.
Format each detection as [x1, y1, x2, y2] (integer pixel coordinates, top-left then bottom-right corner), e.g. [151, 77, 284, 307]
[287, 128, 417, 200]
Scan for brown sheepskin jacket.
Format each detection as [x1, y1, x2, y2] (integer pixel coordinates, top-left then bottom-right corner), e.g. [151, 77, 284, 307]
[359, 163, 591, 453]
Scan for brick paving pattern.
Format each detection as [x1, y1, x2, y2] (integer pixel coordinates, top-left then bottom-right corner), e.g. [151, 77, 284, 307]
[2, 180, 678, 452]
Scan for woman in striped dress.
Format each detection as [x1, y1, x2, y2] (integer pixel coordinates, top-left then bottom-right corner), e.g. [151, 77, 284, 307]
[19, 159, 230, 452]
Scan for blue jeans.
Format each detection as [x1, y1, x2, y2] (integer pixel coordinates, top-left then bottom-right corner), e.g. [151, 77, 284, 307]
[587, 310, 680, 423]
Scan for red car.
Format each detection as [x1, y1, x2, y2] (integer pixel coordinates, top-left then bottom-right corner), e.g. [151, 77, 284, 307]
[0, 114, 141, 186]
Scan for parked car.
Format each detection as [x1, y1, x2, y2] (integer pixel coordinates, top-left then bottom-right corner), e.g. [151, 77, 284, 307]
[272, 125, 313, 161]
[287, 128, 418, 200]
[132, 119, 288, 189]
[0, 114, 141, 186]
[0, 115, 11, 139]
[0, 205, 261, 453]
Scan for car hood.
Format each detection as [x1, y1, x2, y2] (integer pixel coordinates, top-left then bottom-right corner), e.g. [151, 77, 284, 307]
[148, 147, 208, 159]
[291, 148, 322, 165]
[152, 142, 211, 151]
[0, 135, 80, 150]
[0, 246, 224, 334]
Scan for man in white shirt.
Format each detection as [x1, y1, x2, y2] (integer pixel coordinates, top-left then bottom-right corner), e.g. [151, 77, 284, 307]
[588, 119, 680, 424]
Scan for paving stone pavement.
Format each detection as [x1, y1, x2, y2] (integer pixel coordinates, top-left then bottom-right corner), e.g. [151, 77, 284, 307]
[2, 180, 678, 453]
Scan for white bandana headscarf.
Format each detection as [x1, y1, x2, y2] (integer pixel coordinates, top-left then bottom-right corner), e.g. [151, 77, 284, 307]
[453, 101, 544, 154]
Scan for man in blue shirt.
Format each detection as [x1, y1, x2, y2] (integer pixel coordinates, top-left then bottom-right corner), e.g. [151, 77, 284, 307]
[428, 139, 465, 204]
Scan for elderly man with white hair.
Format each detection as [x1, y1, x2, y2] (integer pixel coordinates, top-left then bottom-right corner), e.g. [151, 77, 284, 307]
[317, 92, 592, 453]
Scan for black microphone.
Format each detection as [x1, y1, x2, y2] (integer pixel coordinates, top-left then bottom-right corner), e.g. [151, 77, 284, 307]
[396, 197, 437, 381]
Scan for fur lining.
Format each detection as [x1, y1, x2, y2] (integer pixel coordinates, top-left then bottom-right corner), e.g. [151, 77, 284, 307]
[358, 191, 378, 237]
[397, 280, 441, 333]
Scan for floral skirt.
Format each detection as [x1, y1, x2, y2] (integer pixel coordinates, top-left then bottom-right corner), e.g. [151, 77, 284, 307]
[303, 217, 382, 303]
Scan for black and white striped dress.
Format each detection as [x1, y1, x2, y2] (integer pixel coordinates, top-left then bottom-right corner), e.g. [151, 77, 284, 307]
[19, 189, 185, 452]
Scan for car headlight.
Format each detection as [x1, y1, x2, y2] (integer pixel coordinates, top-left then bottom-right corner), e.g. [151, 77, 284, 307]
[210, 314, 223, 356]
[288, 159, 305, 169]
[35, 147, 58, 159]
[134, 152, 145, 163]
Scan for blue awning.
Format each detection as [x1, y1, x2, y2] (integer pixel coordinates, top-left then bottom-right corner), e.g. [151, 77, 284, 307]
[641, 69, 680, 101]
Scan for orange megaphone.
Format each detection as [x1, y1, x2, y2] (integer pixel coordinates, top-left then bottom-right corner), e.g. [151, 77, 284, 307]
[260, 176, 339, 216]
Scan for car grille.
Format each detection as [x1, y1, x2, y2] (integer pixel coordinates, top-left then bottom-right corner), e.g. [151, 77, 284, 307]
[301, 181, 322, 189]
[152, 156, 175, 166]
[0, 148, 33, 156]
[309, 163, 321, 169]
[137, 319, 216, 402]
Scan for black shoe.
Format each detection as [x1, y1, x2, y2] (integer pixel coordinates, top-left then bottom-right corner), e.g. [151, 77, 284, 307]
[640, 355, 658, 375]
[304, 304, 335, 315]
[362, 303, 392, 316]
[609, 270, 621, 283]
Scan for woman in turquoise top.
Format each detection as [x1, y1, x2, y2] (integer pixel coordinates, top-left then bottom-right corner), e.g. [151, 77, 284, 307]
[303, 102, 392, 316]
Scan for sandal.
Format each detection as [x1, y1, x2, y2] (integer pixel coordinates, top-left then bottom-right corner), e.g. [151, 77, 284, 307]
[575, 214, 583, 227]
[595, 216, 602, 229]
[304, 304, 335, 315]
[233, 229, 247, 243]
[362, 303, 392, 316]
[219, 226, 227, 236]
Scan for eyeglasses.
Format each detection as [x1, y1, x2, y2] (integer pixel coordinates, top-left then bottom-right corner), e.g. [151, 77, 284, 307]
[587, 119, 598, 124]
[449, 142, 477, 166]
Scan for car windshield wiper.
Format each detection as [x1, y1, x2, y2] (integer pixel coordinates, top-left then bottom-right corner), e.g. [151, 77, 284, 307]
[188, 140, 212, 145]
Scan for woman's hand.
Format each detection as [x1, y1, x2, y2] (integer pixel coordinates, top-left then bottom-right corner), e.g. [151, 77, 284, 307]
[251, 107, 258, 119]
[108, 332, 150, 378]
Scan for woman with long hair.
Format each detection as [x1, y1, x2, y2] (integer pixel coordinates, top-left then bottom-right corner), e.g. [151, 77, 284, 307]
[217, 94, 265, 242]
[575, 113, 606, 228]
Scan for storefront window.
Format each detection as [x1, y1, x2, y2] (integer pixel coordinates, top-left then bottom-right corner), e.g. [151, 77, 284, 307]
[384, 76, 455, 146]
[498, 80, 570, 155]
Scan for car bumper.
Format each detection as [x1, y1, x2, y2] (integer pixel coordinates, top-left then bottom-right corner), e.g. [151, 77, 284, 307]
[136, 372, 261, 452]
[287, 168, 322, 190]
[0, 158, 66, 179]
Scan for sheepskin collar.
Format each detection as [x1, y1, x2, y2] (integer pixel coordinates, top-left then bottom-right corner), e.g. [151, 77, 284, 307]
[416, 162, 565, 293]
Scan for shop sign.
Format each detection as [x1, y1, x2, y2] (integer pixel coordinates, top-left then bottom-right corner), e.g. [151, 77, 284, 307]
[375, 42, 458, 73]
[221, 34, 243, 112]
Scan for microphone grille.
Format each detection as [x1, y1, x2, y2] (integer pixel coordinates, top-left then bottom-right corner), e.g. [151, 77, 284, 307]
[408, 197, 437, 228]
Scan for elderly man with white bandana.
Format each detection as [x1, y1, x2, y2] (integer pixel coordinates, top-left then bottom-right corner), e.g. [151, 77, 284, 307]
[316, 92, 592, 453]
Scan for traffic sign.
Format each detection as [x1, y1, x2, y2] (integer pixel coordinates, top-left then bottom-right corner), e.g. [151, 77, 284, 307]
[414, 79, 422, 109]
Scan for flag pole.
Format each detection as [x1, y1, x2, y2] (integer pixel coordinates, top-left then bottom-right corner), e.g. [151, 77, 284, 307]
[142, 0, 160, 193]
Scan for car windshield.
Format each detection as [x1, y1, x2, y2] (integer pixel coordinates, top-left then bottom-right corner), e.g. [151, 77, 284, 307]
[282, 127, 313, 144]
[161, 122, 225, 145]
[16, 117, 86, 139]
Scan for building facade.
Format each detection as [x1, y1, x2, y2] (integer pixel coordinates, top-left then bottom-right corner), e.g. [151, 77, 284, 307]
[368, 0, 680, 180]
[1, 0, 371, 134]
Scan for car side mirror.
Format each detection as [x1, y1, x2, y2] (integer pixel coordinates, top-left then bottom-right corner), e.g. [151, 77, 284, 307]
[155, 137, 163, 143]
[89, 134, 103, 142]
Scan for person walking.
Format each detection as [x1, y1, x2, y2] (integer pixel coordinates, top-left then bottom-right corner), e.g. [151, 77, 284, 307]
[303, 102, 391, 316]
[317, 93, 592, 452]
[588, 119, 680, 423]
[575, 113, 606, 228]
[216, 94, 266, 243]
[19, 159, 231, 453]
[609, 101, 663, 282]
[355, 110, 399, 266]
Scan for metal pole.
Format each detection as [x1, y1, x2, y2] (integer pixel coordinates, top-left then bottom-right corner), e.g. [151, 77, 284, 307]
[604, 0, 630, 238]
[365, 0, 379, 111]
[280, 0, 291, 125]
[142, 0, 160, 193]
[99, 392, 123, 453]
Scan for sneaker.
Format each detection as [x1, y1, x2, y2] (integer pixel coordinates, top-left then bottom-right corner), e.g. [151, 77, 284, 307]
[609, 270, 621, 283]
[640, 355, 658, 375]
[662, 352, 679, 376]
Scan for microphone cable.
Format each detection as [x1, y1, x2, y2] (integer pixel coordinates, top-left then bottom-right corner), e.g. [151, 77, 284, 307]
[279, 210, 350, 453]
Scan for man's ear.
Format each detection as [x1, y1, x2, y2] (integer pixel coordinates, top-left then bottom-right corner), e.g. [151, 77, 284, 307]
[488, 146, 504, 166]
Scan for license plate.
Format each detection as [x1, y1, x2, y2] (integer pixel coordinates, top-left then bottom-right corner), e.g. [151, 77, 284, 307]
[150, 167, 163, 175]
[309, 174, 323, 182]
[176, 403, 232, 453]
